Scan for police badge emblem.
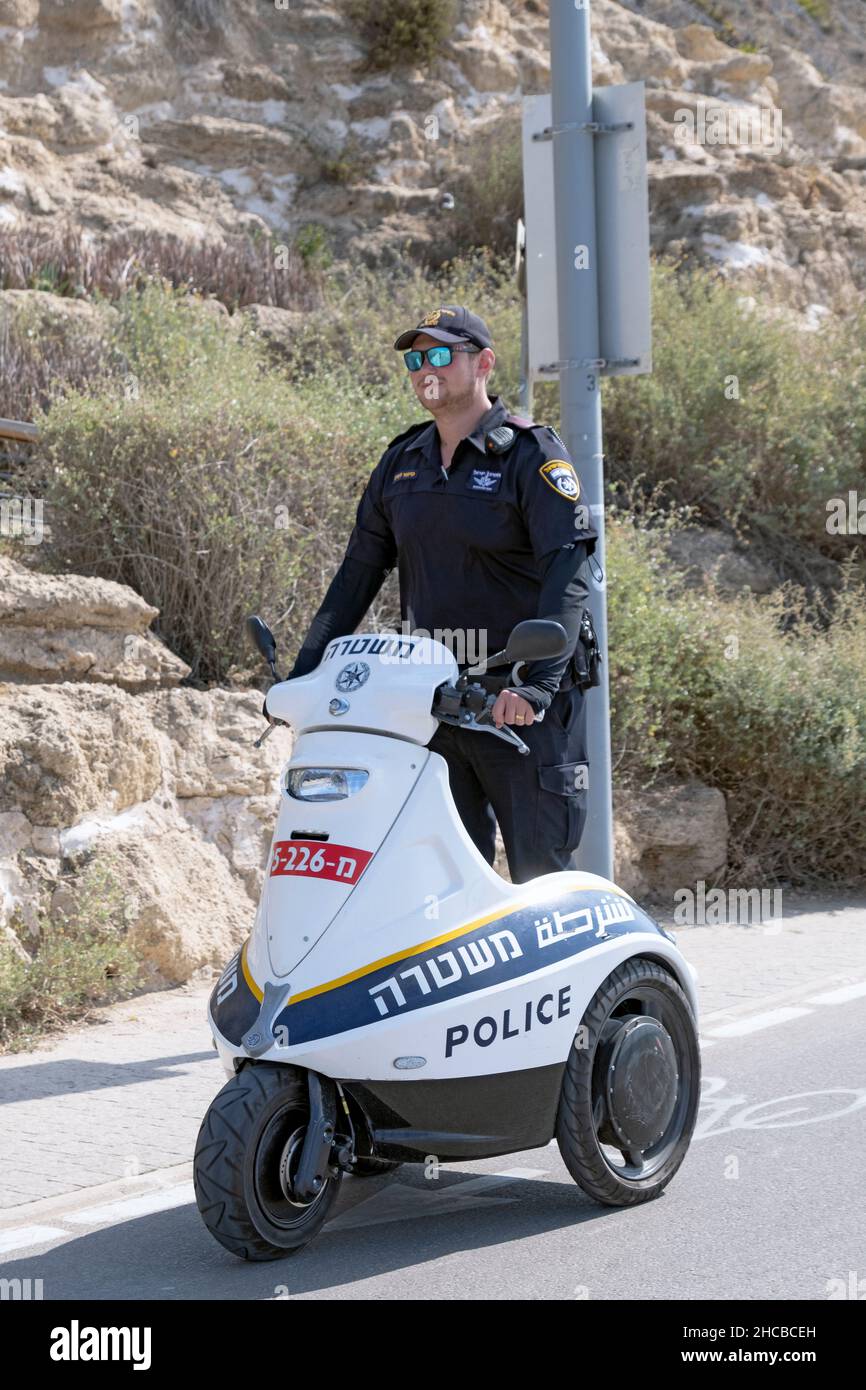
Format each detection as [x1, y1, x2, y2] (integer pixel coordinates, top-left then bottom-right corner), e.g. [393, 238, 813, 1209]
[419, 308, 456, 327]
[469, 468, 502, 492]
[539, 459, 581, 500]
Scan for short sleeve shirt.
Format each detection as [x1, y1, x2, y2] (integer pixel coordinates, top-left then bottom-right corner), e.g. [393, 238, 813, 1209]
[344, 395, 598, 658]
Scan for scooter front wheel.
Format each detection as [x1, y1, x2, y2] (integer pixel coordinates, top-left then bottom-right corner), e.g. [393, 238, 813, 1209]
[556, 956, 700, 1206]
[194, 1063, 342, 1261]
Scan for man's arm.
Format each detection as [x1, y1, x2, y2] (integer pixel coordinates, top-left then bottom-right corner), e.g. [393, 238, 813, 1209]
[288, 556, 392, 678]
[507, 425, 599, 713]
[287, 461, 397, 679]
[511, 541, 590, 713]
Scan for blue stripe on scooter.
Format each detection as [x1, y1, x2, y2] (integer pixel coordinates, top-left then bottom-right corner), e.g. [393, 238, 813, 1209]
[209, 946, 261, 1046]
[272, 891, 664, 1047]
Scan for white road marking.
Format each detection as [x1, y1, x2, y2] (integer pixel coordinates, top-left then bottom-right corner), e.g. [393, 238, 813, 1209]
[64, 1182, 194, 1226]
[705, 1006, 813, 1038]
[804, 981, 866, 1006]
[0, 1224, 68, 1255]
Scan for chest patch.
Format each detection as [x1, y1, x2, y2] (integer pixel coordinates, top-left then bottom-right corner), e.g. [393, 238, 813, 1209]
[539, 458, 580, 500]
[392, 469, 417, 482]
[469, 468, 502, 493]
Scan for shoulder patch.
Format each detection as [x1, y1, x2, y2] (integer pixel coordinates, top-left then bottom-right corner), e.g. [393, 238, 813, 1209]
[539, 458, 581, 501]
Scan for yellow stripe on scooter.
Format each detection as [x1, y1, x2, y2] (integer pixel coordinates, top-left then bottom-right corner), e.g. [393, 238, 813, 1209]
[241, 939, 263, 1003]
[244, 876, 632, 1007]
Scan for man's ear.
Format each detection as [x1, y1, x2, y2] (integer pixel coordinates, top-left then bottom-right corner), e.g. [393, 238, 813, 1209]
[478, 347, 496, 379]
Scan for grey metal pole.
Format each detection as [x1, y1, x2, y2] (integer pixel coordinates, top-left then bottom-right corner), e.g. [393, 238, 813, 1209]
[519, 302, 533, 417]
[549, 0, 613, 880]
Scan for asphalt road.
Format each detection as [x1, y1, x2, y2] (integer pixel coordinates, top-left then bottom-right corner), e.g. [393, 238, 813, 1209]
[3, 992, 864, 1301]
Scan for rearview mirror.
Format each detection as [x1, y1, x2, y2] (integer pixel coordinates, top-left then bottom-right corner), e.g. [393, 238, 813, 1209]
[246, 615, 278, 672]
[505, 619, 569, 664]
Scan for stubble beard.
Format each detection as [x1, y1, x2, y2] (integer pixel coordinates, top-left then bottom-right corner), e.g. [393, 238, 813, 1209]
[418, 375, 481, 419]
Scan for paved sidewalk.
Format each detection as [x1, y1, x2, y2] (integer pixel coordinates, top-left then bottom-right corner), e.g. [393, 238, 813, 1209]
[1, 892, 865, 1214]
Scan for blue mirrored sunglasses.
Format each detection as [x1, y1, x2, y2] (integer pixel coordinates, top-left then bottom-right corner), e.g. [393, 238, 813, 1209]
[403, 343, 481, 372]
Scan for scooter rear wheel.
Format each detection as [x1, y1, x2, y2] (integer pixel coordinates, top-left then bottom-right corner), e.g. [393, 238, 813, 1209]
[556, 956, 700, 1206]
[194, 1063, 342, 1260]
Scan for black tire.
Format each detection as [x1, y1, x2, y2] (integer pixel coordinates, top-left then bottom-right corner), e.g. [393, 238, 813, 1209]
[194, 1063, 342, 1261]
[556, 956, 700, 1207]
[350, 1156, 403, 1178]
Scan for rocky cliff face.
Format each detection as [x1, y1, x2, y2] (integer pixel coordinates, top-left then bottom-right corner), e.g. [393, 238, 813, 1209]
[0, 0, 864, 314]
[0, 554, 292, 985]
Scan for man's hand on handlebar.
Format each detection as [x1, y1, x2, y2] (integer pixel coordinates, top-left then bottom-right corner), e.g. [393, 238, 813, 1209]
[490, 689, 537, 729]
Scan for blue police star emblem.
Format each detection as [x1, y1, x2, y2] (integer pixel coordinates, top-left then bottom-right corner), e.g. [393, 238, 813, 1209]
[539, 459, 580, 499]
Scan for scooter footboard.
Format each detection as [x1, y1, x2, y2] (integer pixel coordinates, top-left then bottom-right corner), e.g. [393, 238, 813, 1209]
[341, 1065, 564, 1163]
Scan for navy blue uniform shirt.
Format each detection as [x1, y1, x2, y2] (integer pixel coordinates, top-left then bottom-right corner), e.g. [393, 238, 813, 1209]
[290, 396, 599, 709]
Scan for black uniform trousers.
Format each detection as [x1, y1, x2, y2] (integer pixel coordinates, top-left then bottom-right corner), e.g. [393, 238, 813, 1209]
[428, 685, 590, 885]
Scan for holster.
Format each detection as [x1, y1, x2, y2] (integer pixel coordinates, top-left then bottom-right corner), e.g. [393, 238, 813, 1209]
[560, 607, 603, 693]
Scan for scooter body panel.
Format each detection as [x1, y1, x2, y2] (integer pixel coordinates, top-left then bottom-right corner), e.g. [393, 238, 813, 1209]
[207, 631, 700, 1162]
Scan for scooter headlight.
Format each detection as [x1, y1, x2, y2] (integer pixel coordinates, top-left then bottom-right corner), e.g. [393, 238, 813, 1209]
[286, 767, 369, 801]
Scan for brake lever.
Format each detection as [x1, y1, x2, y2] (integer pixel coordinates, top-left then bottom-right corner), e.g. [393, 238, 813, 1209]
[254, 718, 290, 749]
[475, 695, 530, 755]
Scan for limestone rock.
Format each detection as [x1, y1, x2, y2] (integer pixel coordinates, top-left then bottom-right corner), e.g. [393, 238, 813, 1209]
[0, 0, 861, 314]
[0, 557, 190, 689]
[0, 290, 116, 343]
[615, 781, 729, 900]
[180, 793, 277, 900]
[0, 0, 39, 22]
[0, 626, 191, 689]
[0, 682, 162, 827]
[142, 687, 288, 799]
[57, 826, 252, 986]
[674, 24, 735, 64]
[0, 556, 159, 632]
[39, 0, 123, 29]
[238, 302, 306, 356]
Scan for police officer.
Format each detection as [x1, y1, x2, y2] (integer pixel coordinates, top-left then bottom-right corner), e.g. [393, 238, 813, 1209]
[286, 305, 599, 884]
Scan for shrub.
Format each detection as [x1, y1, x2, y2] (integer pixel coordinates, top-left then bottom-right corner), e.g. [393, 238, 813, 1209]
[0, 300, 114, 422]
[607, 518, 866, 885]
[29, 288, 311, 682]
[0, 223, 322, 312]
[348, 0, 457, 70]
[0, 857, 142, 1053]
[603, 258, 866, 583]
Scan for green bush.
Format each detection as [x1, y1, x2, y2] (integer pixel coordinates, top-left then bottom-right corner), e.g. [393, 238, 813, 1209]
[607, 518, 866, 884]
[31, 288, 316, 682]
[603, 259, 866, 579]
[348, 0, 457, 70]
[0, 857, 142, 1053]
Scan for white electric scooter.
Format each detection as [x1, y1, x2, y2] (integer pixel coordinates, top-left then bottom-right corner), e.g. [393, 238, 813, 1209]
[194, 616, 701, 1261]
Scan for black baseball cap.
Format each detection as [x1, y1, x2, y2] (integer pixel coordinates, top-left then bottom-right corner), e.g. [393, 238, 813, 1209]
[394, 305, 493, 351]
